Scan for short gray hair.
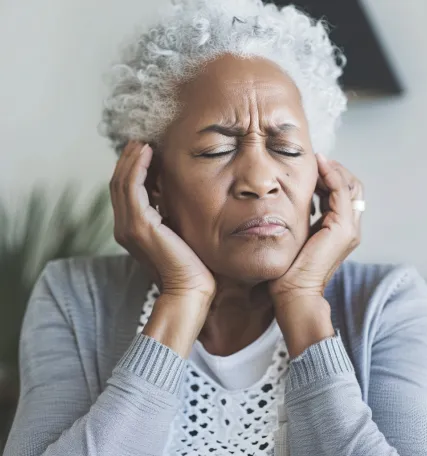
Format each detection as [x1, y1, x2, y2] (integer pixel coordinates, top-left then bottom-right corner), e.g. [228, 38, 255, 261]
[99, 0, 347, 156]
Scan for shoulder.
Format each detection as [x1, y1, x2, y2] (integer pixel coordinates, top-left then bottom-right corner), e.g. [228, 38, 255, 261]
[32, 254, 151, 325]
[329, 259, 426, 315]
[19, 254, 153, 398]
[328, 259, 427, 328]
[327, 260, 427, 383]
[42, 253, 142, 290]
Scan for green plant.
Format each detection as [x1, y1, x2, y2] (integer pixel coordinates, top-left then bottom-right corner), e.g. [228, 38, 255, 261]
[0, 182, 118, 449]
[0, 182, 117, 369]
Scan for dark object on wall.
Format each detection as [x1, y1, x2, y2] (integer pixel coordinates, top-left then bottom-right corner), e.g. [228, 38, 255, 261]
[268, 0, 403, 96]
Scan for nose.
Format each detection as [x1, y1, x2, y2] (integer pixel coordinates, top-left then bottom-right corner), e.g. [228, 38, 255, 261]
[232, 148, 281, 200]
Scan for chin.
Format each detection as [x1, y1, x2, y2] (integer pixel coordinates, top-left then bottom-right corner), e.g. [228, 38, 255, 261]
[215, 252, 292, 284]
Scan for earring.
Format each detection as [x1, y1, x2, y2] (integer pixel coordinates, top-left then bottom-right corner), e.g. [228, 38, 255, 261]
[155, 204, 160, 213]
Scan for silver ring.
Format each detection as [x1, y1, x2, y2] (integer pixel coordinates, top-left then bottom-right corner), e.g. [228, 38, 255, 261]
[352, 200, 365, 212]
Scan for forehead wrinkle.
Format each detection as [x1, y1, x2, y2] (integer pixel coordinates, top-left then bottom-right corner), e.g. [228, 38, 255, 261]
[224, 74, 302, 107]
[247, 83, 295, 133]
[220, 81, 278, 132]
[223, 81, 294, 119]
[223, 79, 288, 97]
[181, 75, 300, 134]
[195, 92, 301, 135]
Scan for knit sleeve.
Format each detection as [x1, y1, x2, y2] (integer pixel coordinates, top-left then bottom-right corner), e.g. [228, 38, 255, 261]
[3, 261, 186, 456]
[283, 265, 427, 456]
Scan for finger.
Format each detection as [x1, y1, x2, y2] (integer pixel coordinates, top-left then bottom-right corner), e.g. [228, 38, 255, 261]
[328, 160, 364, 225]
[329, 160, 360, 195]
[314, 173, 329, 194]
[316, 154, 353, 222]
[115, 142, 149, 205]
[110, 141, 142, 229]
[121, 143, 149, 188]
[112, 140, 141, 182]
[110, 141, 141, 208]
[127, 144, 153, 210]
[314, 159, 359, 217]
[127, 145, 161, 229]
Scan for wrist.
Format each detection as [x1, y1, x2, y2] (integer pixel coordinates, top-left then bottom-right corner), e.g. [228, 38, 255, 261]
[274, 295, 334, 359]
[143, 291, 212, 358]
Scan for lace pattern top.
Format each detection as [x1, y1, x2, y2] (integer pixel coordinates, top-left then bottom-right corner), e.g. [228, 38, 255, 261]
[136, 283, 291, 456]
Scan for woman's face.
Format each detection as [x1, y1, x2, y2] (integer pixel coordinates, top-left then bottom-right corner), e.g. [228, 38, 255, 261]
[152, 53, 318, 284]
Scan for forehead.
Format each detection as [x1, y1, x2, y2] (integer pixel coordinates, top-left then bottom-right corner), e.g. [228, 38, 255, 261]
[176, 54, 303, 125]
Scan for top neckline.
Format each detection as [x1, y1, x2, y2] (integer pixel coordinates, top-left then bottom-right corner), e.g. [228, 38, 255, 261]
[192, 316, 279, 363]
[137, 283, 289, 394]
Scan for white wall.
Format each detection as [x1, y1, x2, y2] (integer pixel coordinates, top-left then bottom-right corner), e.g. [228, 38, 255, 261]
[0, 0, 167, 207]
[1, 0, 427, 274]
[335, 0, 427, 273]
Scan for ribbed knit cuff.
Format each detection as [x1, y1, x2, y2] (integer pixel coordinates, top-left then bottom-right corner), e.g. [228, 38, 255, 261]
[114, 333, 187, 395]
[285, 329, 355, 393]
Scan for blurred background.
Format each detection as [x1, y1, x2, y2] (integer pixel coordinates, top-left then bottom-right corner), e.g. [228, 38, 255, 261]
[0, 0, 426, 450]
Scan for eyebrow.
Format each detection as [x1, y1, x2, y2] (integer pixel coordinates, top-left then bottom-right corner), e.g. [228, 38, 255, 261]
[197, 123, 300, 137]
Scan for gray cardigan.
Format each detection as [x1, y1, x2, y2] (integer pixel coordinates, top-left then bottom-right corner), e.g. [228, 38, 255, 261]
[4, 254, 427, 455]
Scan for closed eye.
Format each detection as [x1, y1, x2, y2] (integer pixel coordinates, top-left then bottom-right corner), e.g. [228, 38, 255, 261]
[200, 148, 302, 158]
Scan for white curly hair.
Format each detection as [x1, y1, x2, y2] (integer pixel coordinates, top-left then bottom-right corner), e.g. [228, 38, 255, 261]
[98, 0, 347, 156]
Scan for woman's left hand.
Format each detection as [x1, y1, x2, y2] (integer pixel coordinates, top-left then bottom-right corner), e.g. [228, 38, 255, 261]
[269, 153, 364, 306]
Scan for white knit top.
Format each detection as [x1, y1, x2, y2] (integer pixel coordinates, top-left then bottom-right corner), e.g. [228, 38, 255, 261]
[137, 284, 291, 456]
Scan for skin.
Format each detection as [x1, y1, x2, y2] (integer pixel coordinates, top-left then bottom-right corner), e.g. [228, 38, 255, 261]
[151, 54, 317, 355]
[110, 53, 364, 359]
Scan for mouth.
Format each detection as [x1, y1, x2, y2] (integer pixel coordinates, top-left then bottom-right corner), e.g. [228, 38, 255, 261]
[232, 215, 288, 237]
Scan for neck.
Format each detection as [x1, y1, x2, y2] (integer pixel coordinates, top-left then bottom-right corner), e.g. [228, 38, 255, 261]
[197, 277, 275, 356]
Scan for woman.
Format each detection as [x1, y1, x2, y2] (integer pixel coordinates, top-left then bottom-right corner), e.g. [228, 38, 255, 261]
[4, 0, 427, 455]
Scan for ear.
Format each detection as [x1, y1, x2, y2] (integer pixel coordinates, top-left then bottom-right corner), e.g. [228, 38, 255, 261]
[145, 145, 164, 210]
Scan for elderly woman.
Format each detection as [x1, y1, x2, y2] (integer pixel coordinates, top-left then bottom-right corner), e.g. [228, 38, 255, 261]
[4, 0, 427, 455]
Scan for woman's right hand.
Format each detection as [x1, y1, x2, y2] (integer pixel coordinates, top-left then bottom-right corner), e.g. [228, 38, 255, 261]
[109, 141, 216, 302]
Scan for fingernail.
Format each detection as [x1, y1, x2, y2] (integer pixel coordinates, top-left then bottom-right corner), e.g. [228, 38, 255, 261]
[317, 153, 327, 163]
[140, 143, 150, 153]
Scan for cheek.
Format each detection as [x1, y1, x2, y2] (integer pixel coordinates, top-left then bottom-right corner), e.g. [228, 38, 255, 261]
[163, 169, 226, 237]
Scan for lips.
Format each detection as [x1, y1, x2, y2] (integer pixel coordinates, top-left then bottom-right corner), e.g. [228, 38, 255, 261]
[232, 216, 288, 235]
